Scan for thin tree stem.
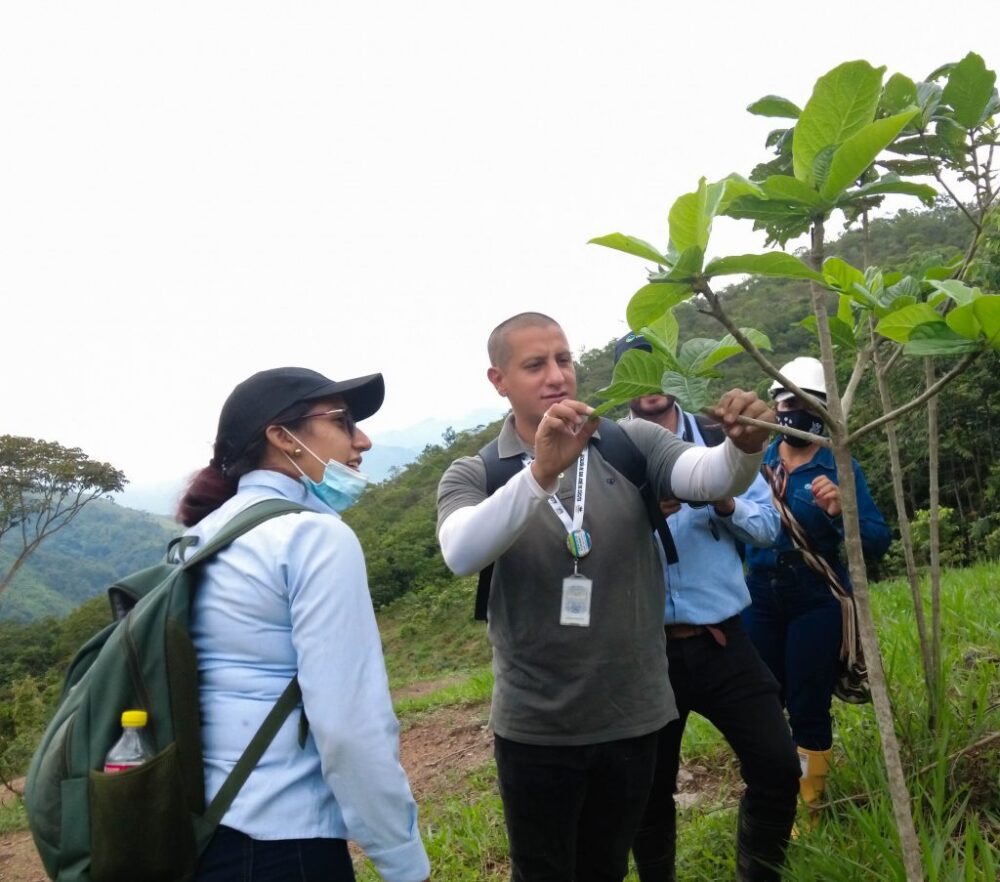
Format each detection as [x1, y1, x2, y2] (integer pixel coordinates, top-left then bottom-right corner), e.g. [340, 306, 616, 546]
[849, 353, 980, 444]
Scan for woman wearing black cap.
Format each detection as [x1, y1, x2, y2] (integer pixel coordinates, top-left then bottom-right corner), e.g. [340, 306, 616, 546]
[177, 368, 430, 882]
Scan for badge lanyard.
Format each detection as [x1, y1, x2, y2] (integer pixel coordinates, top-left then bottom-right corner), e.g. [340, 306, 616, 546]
[522, 447, 592, 570]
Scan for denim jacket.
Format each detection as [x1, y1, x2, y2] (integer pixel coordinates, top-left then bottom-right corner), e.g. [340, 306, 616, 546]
[745, 441, 891, 577]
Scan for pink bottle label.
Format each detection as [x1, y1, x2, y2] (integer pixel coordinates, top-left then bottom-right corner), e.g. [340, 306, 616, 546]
[103, 762, 142, 773]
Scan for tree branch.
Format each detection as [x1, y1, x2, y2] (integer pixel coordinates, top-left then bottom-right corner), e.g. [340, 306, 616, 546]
[841, 341, 874, 419]
[849, 352, 981, 443]
[698, 283, 831, 422]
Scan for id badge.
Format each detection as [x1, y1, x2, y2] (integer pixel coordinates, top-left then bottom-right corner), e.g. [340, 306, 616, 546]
[560, 575, 593, 627]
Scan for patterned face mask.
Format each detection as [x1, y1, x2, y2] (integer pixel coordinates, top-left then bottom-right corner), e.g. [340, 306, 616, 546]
[775, 409, 824, 448]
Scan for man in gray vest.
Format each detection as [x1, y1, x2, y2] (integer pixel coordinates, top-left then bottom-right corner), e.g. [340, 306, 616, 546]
[615, 333, 800, 882]
[436, 313, 775, 882]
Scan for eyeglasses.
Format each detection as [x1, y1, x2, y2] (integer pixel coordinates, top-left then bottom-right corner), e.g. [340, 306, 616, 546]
[298, 408, 357, 436]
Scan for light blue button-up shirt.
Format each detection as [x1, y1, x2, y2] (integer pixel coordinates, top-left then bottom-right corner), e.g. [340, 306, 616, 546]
[650, 407, 781, 625]
[185, 470, 429, 882]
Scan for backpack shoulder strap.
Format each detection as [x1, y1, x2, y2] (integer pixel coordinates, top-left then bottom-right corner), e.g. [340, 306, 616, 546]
[201, 675, 303, 831]
[592, 419, 678, 565]
[183, 498, 310, 569]
[691, 412, 727, 447]
[474, 439, 524, 621]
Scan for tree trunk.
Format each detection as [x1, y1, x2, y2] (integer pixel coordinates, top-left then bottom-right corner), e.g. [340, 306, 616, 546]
[925, 360, 942, 694]
[873, 334, 935, 712]
[809, 218, 924, 882]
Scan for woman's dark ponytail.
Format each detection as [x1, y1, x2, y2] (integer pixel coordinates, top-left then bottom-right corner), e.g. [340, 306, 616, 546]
[176, 401, 310, 526]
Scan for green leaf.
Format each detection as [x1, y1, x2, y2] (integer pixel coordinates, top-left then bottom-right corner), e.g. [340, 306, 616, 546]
[881, 73, 917, 114]
[646, 311, 679, 357]
[704, 252, 824, 282]
[884, 276, 922, 304]
[760, 175, 822, 206]
[823, 257, 866, 293]
[973, 297, 1000, 348]
[820, 110, 918, 200]
[626, 282, 694, 330]
[875, 302, 944, 342]
[668, 178, 726, 255]
[928, 279, 981, 306]
[747, 95, 801, 119]
[903, 322, 981, 356]
[588, 233, 669, 265]
[846, 174, 937, 205]
[596, 349, 668, 403]
[699, 329, 772, 371]
[811, 145, 837, 192]
[945, 302, 980, 339]
[715, 175, 765, 213]
[828, 316, 857, 349]
[677, 338, 719, 372]
[660, 372, 714, 412]
[877, 158, 938, 176]
[793, 61, 886, 185]
[923, 256, 964, 281]
[837, 293, 854, 325]
[941, 52, 997, 128]
[915, 81, 943, 127]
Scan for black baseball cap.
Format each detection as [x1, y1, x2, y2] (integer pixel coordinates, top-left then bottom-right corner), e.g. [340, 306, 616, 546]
[216, 367, 384, 466]
[613, 332, 652, 364]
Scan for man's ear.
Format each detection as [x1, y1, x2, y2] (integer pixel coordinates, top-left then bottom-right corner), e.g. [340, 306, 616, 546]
[487, 366, 507, 397]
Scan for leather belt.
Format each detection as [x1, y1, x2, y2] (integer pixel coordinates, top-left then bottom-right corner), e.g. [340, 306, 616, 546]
[664, 623, 728, 647]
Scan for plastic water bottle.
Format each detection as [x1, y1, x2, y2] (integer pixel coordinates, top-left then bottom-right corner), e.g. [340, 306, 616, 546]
[103, 709, 155, 772]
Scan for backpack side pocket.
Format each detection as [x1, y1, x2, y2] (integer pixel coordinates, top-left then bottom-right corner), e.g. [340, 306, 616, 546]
[89, 742, 197, 882]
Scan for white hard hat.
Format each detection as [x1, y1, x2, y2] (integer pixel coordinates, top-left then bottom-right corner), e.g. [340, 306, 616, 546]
[769, 356, 827, 402]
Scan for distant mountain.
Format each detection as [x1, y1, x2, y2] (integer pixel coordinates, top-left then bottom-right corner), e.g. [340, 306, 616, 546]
[373, 408, 507, 450]
[115, 407, 509, 514]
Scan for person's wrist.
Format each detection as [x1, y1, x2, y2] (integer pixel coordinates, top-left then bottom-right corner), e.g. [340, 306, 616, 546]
[529, 460, 559, 493]
[712, 498, 735, 516]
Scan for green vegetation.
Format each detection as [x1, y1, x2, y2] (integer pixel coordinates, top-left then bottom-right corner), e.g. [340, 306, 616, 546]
[0, 499, 178, 622]
[351, 564, 1000, 880]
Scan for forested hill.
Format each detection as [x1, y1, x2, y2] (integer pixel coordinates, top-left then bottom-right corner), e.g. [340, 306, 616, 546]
[0, 501, 178, 622]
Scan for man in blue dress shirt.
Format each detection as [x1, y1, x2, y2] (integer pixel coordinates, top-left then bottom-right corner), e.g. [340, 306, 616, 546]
[615, 335, 801, 882]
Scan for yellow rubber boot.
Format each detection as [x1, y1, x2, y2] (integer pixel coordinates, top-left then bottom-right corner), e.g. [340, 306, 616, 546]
[798, 747, 832, 805]
[794, 747, 832, 834]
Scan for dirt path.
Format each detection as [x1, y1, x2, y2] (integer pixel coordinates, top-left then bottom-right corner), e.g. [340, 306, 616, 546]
[0, 706, 734, 881]
[0, 703, 493, 882]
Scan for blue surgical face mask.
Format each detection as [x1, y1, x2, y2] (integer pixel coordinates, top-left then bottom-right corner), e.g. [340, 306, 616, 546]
[284, 434, 370, 513]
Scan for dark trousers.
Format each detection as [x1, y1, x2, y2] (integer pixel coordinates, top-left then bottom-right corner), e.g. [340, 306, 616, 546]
[631, 617, 799, 882]
[196, 825, 356, 882]
[494, 731, 659, 882]
[743, 565, 843, 750]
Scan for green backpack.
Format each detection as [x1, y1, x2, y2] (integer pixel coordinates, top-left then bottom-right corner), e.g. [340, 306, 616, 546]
[25, 498, 308, 882]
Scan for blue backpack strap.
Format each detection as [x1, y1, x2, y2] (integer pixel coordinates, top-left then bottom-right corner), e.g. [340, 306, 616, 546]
[474, 419, 678, 621]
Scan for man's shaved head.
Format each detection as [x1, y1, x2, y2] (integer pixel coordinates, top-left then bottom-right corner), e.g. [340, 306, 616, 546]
[488, 312, 562, 367]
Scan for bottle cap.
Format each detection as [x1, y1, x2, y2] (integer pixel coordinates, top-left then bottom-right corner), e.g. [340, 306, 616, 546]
[121, 710, 148, 727]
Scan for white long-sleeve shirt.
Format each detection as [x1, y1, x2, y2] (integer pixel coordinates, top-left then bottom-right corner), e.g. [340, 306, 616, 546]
[185, 469, 429, 882]
[439, 424, 762, 577]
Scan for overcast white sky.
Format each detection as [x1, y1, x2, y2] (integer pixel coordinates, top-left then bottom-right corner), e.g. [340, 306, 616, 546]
[2, 1, 996, 488]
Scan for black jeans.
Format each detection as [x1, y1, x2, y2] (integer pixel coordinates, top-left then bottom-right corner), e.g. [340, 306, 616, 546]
[631, 617, 800, 882]
[494, 731, 659, 882]
[196, 825, 356, 882]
